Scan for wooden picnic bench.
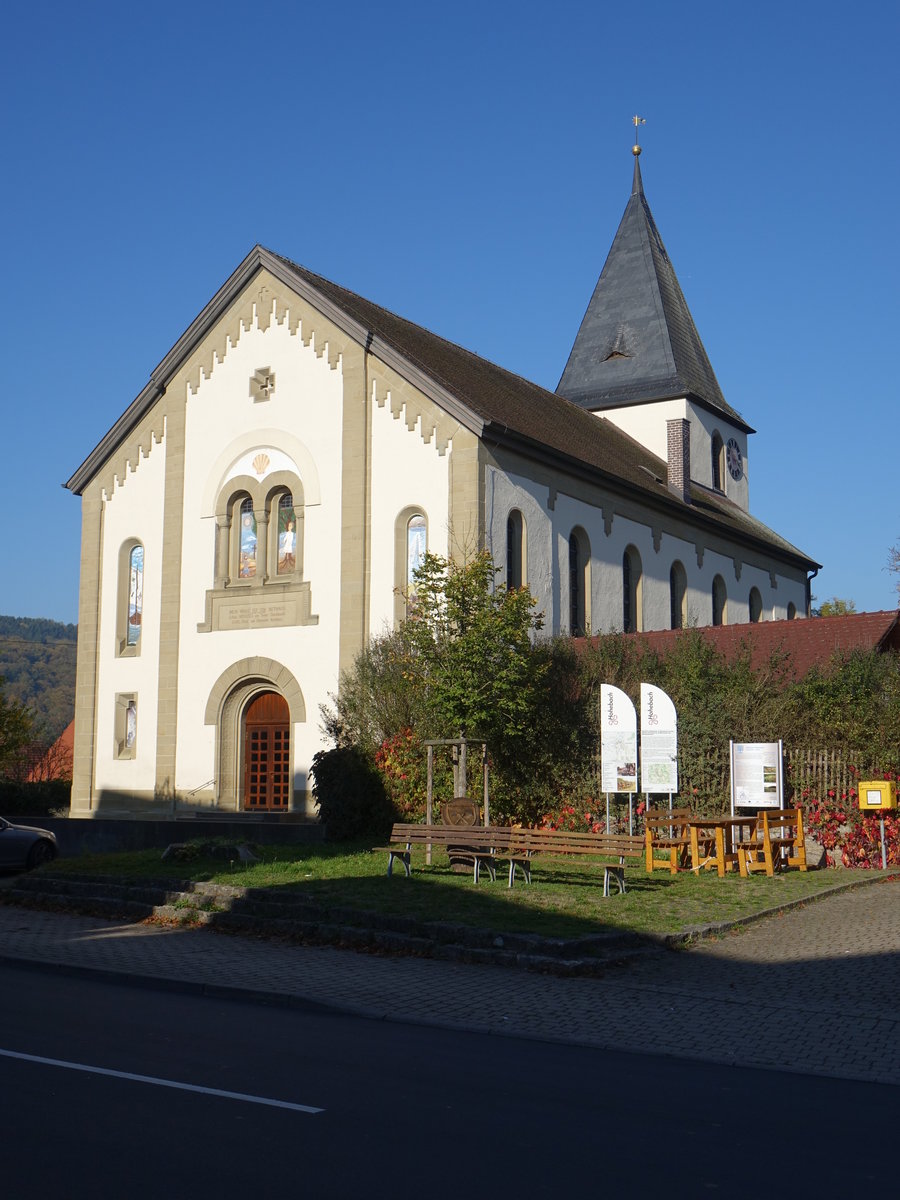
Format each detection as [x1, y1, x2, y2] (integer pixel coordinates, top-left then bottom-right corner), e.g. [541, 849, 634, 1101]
[644, 806, 694, 874]
[378, 823, 644, 894]
[737, 808, 807, 877]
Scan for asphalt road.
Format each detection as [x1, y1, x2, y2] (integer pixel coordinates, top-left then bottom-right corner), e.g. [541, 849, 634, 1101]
[1, 962, 895, 1198]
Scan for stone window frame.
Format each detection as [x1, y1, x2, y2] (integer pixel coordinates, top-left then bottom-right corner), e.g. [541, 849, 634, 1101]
[394, 506, 428, 627]
[712, 574, 728, 626]
[506, 509, 526, 591]
[670, 560, 688, 630]
[623, 544, 643, 633]
[115, 537, 144, 657]
[569, 526, 591, 637]
[214, 471, 305, 589]
[749, 586, 763, 623]
[114, 692, 138, 760]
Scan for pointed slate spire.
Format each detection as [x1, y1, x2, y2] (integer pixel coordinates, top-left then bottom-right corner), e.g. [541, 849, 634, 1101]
[557, 148, 751, 431]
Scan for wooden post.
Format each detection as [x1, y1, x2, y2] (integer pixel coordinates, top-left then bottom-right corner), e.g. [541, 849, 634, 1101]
[426, 743, 434, 865]
[482, 743, 490, 827]
[459, 735, 467, 798]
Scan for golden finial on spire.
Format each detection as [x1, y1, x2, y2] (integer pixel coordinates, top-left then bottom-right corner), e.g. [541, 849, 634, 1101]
[632, 114, 645, 156]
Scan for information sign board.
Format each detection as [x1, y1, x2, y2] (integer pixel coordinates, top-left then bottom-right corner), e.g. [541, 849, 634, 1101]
[730, 740, 783, 809]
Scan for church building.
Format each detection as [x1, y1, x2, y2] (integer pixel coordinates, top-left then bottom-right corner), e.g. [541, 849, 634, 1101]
[66, 146, 818, 818]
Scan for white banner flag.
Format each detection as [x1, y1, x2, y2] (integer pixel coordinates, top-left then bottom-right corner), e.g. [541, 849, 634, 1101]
[640, 683, 678, 794]
[600, 685, 637, 793]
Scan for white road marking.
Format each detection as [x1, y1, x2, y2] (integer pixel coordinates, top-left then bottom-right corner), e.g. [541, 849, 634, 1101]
[0, 1047, 324, 1113]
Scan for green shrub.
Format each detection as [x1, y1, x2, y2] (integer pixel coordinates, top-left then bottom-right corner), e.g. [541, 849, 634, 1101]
[310, 745, 395, 841]
[0, 779, 71, 816]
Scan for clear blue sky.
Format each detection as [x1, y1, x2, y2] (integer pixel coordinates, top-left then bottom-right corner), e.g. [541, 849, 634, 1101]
[1, 0, 897, 624]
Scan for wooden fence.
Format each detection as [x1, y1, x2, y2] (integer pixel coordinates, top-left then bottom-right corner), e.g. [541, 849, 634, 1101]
[676, 746, 875, 805]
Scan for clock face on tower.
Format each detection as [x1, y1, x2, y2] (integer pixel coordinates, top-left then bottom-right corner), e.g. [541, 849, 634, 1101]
[726, 438, 743, 481]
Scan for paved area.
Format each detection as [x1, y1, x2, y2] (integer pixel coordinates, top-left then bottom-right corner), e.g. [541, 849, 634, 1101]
[1, 877, 898, 1086]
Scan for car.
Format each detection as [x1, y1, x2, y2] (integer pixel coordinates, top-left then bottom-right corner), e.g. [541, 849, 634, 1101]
[0, 817, 59, 871]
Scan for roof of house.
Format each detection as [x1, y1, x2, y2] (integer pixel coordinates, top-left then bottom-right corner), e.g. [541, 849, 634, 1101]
[25, 719, 74, 783]
[65, 202, 816, 570]
[593, 611, 900, 679]
[557, 156, 752, 433]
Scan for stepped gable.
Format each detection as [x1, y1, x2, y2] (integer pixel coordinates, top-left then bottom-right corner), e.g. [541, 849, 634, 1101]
[557, 154, 751, 431]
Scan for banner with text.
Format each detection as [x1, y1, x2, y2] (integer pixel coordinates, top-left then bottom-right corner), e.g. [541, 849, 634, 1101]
[640, 683, 679, 794]
[600, 684, 638, 793]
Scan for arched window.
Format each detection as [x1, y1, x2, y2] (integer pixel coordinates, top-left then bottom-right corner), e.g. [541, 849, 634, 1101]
[276, 492, 297, 575]
[126, 545, 144, 647]
[506, 510, 525, 590]
[569, 527, 591, 636]
[749, 587, 763, 623]
[623, 545, 643, 633]
[237, 496, 257, 578]
[407, 514, 427, 589]
[712, 575, 727, 626]
[670, 560, 687, 630]
[787, 602, 797, 620]
[117, 539, 144, 656]
[394, 507, 428, 625]
[712, 432, 725, 491]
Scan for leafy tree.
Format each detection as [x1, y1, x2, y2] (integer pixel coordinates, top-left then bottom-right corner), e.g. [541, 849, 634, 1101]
[0, 676, 34, 782]
[401, 551, 546, 747]
[811, 597, 857, 617]
[324, 553, 595, 825]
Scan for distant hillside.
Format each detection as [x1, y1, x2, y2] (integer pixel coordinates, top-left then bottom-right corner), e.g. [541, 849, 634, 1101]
[0, 616, 78, 741]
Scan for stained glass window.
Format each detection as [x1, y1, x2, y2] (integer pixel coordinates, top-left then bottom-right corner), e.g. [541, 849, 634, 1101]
[277, 493, 296, 575]
[125, 699, 137, 749]
[405, 514, 427, 612]
[407, 515, 426, 586]
[126, 545, 143, 647]
[239, 498, 257, 578]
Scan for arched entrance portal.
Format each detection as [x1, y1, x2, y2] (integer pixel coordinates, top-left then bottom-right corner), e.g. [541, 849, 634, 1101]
[243, 691, 291, 811]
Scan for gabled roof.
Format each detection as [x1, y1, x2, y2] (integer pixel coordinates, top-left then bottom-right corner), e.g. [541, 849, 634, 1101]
[65, 245, 815, 570]
[557, 157, 753, 433]
[601, 611, 900, 680]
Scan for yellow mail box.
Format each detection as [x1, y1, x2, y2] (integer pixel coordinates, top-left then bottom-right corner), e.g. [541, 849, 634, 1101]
[858, 780, 897, 811]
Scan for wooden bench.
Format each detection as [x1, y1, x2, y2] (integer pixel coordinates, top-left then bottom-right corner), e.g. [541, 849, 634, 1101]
[476, 828, 645, 894]
[738, 808, 807, 877]
[379, 823, 644, 894]
[644, 806, 693, 874]
[377, 824, 503, 880]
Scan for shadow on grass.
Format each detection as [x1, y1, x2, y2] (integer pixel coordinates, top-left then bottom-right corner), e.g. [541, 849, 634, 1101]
[43, 839, 879, 947]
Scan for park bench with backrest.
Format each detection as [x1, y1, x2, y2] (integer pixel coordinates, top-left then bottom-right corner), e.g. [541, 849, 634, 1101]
[379, 822, 644, 894]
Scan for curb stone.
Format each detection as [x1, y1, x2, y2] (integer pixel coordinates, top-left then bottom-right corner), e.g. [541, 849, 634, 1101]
[1, 867, 897, 978]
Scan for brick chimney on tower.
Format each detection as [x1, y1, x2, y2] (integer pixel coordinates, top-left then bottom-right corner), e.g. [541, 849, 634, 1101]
[666, 418, 691, 504]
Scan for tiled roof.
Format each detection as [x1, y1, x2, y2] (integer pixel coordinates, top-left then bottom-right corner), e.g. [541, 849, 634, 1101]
[557, 158, 751, 431]
[593, 611, 900, 680]
[272, 254, 816, 570]
[66, 244, 818, 570]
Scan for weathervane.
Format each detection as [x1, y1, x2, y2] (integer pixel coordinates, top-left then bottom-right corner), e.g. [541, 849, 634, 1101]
[632, 114, 645, 156]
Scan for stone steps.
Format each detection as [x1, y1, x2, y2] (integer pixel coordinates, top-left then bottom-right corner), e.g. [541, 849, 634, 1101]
[1, 871, 662, 976]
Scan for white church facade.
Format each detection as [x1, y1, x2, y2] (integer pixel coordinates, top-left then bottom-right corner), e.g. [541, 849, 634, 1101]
[66, 151, 818, 818]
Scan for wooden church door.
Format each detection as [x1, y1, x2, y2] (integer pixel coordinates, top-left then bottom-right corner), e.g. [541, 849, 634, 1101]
[243, 692, 291, 811]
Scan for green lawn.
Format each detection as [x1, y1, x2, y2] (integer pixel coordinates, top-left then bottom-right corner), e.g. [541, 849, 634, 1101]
[44, 840, 886, 942]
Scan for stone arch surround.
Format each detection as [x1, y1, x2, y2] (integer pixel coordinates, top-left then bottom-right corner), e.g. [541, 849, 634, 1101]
[204, 658, 306, 811]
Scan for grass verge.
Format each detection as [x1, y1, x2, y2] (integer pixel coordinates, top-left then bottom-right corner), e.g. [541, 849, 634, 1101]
[41, 841, 888, 942]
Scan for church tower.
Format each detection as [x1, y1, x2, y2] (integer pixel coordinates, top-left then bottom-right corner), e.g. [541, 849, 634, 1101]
[557, 131, 753, 510]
